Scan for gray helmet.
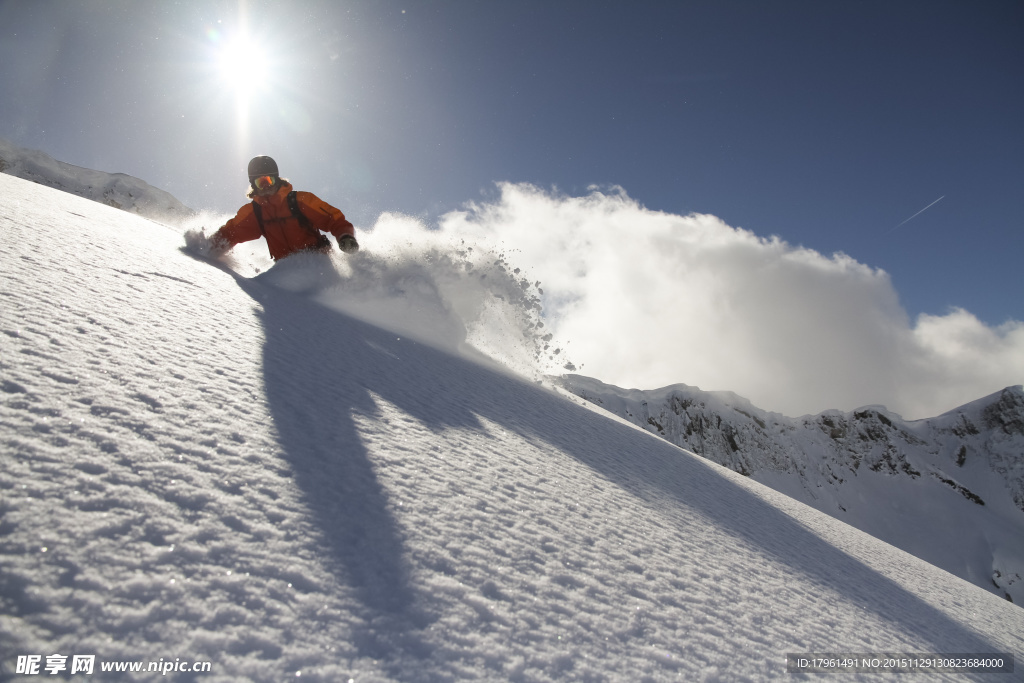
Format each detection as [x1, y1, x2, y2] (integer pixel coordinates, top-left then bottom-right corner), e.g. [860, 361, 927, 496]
[247, 155, 279, 180]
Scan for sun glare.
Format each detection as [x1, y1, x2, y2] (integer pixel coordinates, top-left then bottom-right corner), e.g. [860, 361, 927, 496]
[204, 20, 288, 152]
[218, 36, 255, 88]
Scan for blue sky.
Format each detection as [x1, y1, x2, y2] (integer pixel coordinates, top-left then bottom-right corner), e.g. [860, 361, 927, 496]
[1, 0, 1021, 330]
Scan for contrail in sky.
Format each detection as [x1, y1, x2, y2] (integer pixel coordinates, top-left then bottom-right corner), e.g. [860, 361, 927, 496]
[887, 195, 945, 233]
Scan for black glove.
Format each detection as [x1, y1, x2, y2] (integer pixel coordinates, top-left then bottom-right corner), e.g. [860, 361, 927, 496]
[338, 234, 360, 253]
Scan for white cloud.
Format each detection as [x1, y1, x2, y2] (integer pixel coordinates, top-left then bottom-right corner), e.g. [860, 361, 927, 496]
[438, 183, 1024, 419]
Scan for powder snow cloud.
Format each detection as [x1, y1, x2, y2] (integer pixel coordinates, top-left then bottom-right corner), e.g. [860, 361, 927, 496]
[435, 182, 1024, 419]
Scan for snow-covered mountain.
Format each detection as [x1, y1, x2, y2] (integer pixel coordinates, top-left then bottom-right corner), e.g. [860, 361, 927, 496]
[0, 138, 194, 225]
[2, 164, 1022, 680]
[559, 375, 1024, 605]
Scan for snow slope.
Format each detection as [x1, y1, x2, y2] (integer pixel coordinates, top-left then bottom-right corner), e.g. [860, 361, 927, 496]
[0, 138, 194, 225]
[1, 172, 1022, 681]
[558, 376, 1024, 606]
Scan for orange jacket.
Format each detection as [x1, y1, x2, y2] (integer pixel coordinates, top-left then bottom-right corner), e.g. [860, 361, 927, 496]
[212, 181, 355, 260]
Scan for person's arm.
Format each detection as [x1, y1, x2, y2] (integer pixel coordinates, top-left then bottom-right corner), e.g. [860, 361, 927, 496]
[209, 203, 263, 254]
[296, 192, 359, 251]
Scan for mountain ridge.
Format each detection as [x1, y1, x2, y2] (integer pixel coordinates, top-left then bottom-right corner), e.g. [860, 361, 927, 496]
[558, 374, 1024, 604]
[0, 137, 194, 224]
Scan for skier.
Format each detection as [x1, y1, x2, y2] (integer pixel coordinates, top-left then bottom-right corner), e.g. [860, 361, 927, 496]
[208, 155, 359, 260]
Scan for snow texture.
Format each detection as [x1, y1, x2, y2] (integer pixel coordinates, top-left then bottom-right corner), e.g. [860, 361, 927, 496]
[2, 172, 1022, 681]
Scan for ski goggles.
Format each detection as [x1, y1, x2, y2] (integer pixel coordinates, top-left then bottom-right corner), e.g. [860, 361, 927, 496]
[252, 175, 277, 190]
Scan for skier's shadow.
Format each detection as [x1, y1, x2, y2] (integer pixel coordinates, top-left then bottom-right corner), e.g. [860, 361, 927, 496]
[232, 275, 421, 618]
[227, 260, 502, 659]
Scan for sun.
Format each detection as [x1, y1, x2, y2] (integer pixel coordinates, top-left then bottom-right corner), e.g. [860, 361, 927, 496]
[207, 29, 270, 153]
[217, 35, 257, 90]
